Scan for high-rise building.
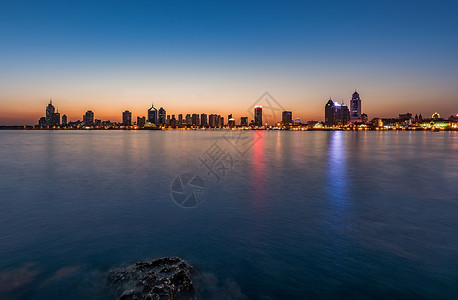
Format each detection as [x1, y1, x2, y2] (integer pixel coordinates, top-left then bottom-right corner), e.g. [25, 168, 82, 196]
[38, 117, 46, 126]
[254, 105, 262, 126]
[240, 117, 248, 127]
[350, 91, 362, 123]
[137, 116, 146, 127]
[83, 110, 94, 126]
[209, 114, 217, 127]
[220, 117, 224, 127]
[325, 99, 335, 125]
[158, 107, 166, 125]
[228, 118, 235, 128]
[170, 115, 177, 127]
[45, 99, 55, 126]
[62, 114, 67, 126]
[200, 114, 208, 126]
[282, 111, 292, 125]
[52, 110, 60, 126]
[148, 103, 158, 124]
[166, 115, 171, 126]
[185, 114, 191, 125]
[178, 114, 183, 124]
[191, 114, 200, 126]
[122, 110, 132, 126]
[325, 99, 349, 125]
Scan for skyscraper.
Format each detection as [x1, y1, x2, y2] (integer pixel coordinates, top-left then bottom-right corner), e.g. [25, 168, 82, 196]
[254, 105, 262, 126]
[158, 107, 166, 125]
[62, 114, 67, 126]
[148, 103, 158, 125]
[83, 110, 94, 126]
[122, 110, 132, 126]
[240, 117, 248, 127]
[325, 99, 350, 126]
[200, 114, 208, 126]
[137, 116, 146, 127]
[209, 114, 217, 127]
[178, 114, 183, 125]
[282, 111, 292, 125]
[325, 99, 335, 125]
[52, 110, 60, 126]
[185, 114, 191, 125]
[45, 99, 55, 126]
[191, 114, 200, 126]
[350, 91, 362, 123]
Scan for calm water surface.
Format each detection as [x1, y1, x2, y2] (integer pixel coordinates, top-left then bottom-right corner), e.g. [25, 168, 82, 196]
[1, 130, 457, 299]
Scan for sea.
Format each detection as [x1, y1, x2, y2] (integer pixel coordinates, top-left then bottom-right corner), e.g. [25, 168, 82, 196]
[0, 130, 457, 299]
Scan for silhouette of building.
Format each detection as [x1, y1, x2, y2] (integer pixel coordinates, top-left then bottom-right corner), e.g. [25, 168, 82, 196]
[38, 117, 46, 126]
[240, 117, 248, 127]
[254, 106, 262, 126]
[228, 117, 235, 128]
[191, 114, 200, 126]
[148, 103, 158, 125]
[62, 114, 67, 126]
[282, 111, 292, 125]
[170, 115, 177, 127]
[158, 107, 166, 125]
[52, 110, 60, 126]
[45, 99, 55, 126]
[137, 116, 146, 127]
[325, 99, 350, 126]
[361, 113, 368, 124]
[83, 110, 94, 126]
[325, 99, 335, 125]
[209, 114, 217, 127]
[185, 114, 191, 125]
[178, 114, 183, 125]
[122, 110, 132, 126]
[350, 91, 362, 123]
[200, 114, 208, 126]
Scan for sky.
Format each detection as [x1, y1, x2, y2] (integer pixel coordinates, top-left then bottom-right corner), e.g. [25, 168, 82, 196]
[1, 0, 457, 125]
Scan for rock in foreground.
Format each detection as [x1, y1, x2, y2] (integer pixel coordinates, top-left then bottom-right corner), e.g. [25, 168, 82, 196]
[108, 257, 196, 300]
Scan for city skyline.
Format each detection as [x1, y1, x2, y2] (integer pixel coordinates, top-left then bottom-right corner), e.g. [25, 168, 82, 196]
[1, 1, 458, 125]
[25, 95, 458, 130]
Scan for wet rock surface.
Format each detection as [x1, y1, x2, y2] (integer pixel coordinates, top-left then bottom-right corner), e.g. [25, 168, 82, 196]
[108, 257, 196, 300]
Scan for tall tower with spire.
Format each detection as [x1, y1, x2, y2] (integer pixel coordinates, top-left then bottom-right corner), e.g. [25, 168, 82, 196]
[147, 102, 158, 125]
[45, 99, 55, 126]
[350, 90, 362, 123]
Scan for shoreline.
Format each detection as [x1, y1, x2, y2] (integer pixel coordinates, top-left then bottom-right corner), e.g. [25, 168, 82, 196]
[0, 126, 457, 131]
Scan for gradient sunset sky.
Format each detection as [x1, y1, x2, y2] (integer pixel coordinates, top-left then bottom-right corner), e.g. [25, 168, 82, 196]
[1, 0, 457, 125]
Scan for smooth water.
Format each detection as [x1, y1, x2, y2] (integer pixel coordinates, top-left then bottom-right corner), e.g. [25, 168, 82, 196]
[1, 130, 457, 299]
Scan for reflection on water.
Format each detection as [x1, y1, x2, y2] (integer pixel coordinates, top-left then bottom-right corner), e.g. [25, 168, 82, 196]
[0, 130, 458, 299]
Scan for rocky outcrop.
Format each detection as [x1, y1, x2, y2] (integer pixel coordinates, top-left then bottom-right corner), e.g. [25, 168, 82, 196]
[108, 257, 196, 300]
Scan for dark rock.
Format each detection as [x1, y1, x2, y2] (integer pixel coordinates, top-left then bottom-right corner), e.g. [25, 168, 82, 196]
[108, 257, 196, 300]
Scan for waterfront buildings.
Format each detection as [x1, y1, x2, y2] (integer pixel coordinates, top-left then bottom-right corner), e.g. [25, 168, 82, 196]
[158, 107, 166, 125]
[200, 114, 208, 126]
[137, 116, 146, 127]
[240, 117, 248, 127]
[282, 111, 292, 125]
[148, 103, 158, 125]
[325, 99, 350, 126]
[122, 110, 132, 126]
[83, 110, 94, 126]
[254, 105, 262, 126]
[350, 91, 362, 123]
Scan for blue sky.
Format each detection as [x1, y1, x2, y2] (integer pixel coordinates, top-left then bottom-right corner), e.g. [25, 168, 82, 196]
[1, 0, 457, 124]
